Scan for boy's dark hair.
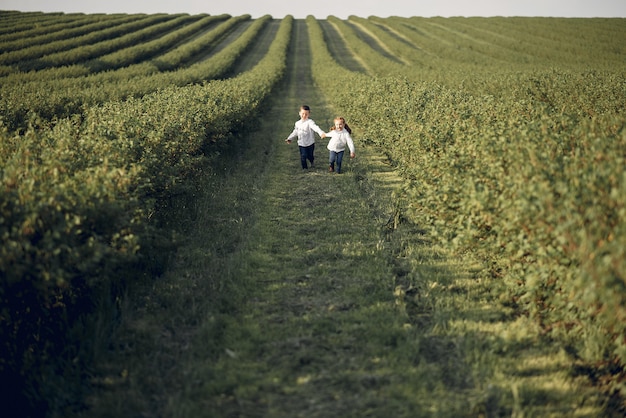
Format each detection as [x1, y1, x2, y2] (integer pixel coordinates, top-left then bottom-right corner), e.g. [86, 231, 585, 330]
[301, 105, 311, 111]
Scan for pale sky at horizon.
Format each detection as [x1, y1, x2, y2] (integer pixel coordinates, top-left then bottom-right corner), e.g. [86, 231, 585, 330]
[1, 0, 625, 19]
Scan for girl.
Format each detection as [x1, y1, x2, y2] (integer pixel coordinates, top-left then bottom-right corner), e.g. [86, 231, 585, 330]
[325, 116, 355, 173]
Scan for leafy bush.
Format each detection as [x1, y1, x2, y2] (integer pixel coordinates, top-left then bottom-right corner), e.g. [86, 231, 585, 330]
[307, 15, 626, 396]
[0, 14, 292, 413]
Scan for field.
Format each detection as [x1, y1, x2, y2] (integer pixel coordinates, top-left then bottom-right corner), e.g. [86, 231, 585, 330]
[1, 11, 625, 417]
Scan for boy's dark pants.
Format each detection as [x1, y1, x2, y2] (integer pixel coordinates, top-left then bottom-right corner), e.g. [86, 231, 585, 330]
[299, 144, 315, 169]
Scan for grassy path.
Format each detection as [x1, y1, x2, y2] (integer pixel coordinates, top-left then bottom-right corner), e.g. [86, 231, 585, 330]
[74, 19, 611, 418]
[169, 19, 421, 415]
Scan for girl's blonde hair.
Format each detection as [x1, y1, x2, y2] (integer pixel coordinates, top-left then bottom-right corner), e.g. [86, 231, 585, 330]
[330, 116, 352, 134]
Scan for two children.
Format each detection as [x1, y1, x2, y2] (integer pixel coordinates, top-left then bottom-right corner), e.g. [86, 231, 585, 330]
[285, 105, 355, 173]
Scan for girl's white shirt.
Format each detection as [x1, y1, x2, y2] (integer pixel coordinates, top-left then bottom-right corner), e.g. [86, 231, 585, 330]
[326, 128, 355, 153]
[287, 118, 325, 147]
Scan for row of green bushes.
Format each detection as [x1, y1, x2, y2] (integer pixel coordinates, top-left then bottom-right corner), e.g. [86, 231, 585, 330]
[0, 11, 76, 38]
[383, 16, 625, 69]
[0, 15, 292, 414]
[325, 16, 626, 90]
[0, 14, 157, 67]
[0, 15, 270, 132]
[0, 12, 130, 53]
[308, 15, 626, 397]
[0, 14, 186, 72]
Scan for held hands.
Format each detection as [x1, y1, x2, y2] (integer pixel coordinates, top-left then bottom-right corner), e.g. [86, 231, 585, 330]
[285, 139, 292, 144]
[350, 152, 355, 158]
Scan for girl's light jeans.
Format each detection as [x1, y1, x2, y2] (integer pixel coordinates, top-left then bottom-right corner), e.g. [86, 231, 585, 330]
[329, 150, 345, 173]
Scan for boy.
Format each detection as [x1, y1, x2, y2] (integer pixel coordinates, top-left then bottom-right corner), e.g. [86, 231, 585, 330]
[285, 105, 326, 169]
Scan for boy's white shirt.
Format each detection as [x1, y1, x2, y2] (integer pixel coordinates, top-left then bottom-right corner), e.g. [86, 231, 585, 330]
[287, 118, 325, 147]
[326, 128, 355, 153]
